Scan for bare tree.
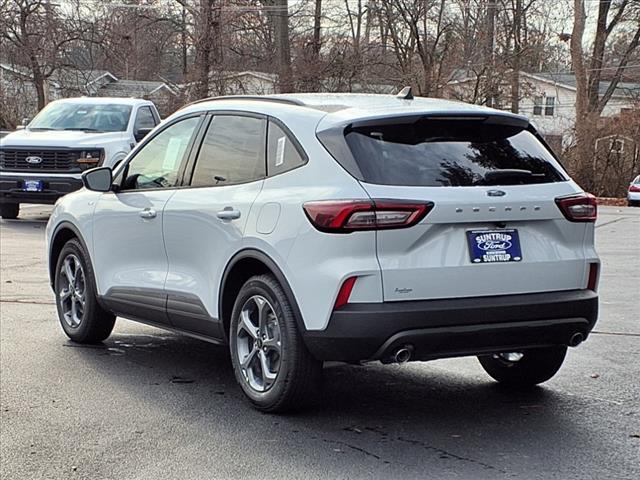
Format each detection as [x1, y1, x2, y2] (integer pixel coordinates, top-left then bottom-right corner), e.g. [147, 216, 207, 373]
[570, 0, 640, 190]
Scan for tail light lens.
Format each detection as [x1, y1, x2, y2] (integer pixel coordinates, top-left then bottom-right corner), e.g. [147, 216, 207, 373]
[629, 185, 640, 192]
[334, 276, 358, 309]
[555, 193, 597, 222]
[303, 199, 433, 233]
[587, 263, 599, 291]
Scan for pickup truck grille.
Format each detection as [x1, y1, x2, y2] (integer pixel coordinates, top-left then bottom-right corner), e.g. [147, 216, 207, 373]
[0, 149, 80, 172]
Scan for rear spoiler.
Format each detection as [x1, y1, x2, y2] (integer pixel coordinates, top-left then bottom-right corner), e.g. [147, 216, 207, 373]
[345, 111, 530, 130]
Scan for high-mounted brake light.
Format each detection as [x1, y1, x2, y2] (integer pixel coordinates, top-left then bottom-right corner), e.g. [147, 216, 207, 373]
[303, 199, 433, 233]
[555, 193, 597, 222]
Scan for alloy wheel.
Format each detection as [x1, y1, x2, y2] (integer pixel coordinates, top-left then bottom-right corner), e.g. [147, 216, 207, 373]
[235, 295, 282, 392]
[58, 254, 86, 328]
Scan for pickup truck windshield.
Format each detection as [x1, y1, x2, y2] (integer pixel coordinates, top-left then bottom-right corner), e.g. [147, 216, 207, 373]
[29, 103, 133, 132]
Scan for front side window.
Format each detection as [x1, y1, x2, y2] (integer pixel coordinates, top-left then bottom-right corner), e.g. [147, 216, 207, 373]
[191, 115, 266, 187]
[267, 121, 306, 176]
[134, 106, 157, 131]
[29, 102, 132, 132]
[121, 116, 200, 190]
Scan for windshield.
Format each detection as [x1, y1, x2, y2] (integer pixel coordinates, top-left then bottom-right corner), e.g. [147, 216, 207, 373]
[29, 103, 132, 132]
[343, 119, 566, 187]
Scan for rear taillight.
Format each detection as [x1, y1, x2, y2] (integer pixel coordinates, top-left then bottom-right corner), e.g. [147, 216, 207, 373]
[334, 276, 357, 309]
[587, 263, 599, 291]
[555, 193, 597, 222]
[629, 185, 640, 193]
[303, 199, 433, 233]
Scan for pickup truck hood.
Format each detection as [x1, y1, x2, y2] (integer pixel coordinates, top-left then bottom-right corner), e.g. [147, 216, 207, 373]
[0, 129, 127, 148]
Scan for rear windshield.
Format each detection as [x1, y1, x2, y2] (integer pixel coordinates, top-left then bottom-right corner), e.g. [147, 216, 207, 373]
[343, 119, 566, 187]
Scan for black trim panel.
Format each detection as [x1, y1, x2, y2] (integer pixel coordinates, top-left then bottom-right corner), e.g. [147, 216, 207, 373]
[303, 289, 598, 362]
[219, 249, 306, 336]
[101, 287, 170, 325]
[167, 292, 223, 338]
[101, 287, 224, 341]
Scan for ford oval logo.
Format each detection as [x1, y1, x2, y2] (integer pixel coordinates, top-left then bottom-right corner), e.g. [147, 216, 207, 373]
[475, 232, 513, 251]
[25, 156, 43, 164]
[487, 189, 506, 197]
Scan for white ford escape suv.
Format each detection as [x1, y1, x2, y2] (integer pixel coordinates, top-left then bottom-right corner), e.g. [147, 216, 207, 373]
[46, 92, 599, 412]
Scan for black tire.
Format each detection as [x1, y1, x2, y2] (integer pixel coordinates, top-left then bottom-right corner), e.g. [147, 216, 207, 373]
[229, 274, 322, 413]
[0, 203, 19, 219]
[54, 238, 115, 343]
[478, 346, 567, 387]
[628, 200, 639, 207]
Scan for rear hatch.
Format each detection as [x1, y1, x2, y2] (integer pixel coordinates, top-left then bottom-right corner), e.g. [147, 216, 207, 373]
[320, 114, 592, 302]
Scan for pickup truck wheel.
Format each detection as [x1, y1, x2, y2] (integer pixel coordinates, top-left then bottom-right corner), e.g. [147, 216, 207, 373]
[230, 274, 322, 413]
[54, 238, 116, 343]
[478, 346, 567, 387]
[0, 203, 19, 219]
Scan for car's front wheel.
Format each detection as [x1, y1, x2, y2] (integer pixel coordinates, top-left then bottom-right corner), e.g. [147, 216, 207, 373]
[54, 238, 116, 343]
[0, 203, 19, 219]
[478, 346, 567, 387]
[229, 274, 322, 412]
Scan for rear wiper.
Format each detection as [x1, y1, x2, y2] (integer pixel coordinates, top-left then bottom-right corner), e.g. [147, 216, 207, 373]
[479, 169, 545, 185]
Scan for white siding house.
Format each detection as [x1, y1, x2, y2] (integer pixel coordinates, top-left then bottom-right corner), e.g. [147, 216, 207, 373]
[447, 71, 639, 149]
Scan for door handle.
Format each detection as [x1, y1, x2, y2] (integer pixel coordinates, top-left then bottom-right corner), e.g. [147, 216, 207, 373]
[139, 208, 157, 219]
[216, 207, 241, 221]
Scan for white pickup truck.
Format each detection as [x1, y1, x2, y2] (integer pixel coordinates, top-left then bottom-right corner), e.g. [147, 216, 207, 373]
[0, 97, 161, 219]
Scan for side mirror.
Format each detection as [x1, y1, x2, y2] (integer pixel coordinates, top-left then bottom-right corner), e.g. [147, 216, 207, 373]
[21, 117, 31, 126]
[134, 127, 153, 142]
[82, 167, 112, 192]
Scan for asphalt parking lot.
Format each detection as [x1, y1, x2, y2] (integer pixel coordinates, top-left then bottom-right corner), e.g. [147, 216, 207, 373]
[1, 204, 639, 480]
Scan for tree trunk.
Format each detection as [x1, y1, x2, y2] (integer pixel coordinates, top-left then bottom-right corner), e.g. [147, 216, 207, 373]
[511, 0, 522, 113]
[312, 0, 322, 57]
[570, 0, 593, 189]
[484, 0, 496, 106]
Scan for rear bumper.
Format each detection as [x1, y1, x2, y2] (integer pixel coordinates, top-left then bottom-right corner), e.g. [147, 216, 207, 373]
[0, 174, 83, 204]
[303, 290, 598, 362]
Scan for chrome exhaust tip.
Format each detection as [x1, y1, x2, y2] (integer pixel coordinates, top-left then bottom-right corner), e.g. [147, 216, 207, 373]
[393, 345, 413, 363]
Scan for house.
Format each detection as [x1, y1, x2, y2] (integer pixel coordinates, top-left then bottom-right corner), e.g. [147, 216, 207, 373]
[0, 64, 180, 123]
[0, 63, 61, 127]
[446, 70, 640, 151]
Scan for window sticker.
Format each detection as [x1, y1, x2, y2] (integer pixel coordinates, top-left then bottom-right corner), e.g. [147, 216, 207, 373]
[163, 137, 184, 170]
[275, 136, 286, 167]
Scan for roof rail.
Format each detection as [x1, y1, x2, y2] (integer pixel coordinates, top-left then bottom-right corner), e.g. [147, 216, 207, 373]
[185, 95, 305, 108]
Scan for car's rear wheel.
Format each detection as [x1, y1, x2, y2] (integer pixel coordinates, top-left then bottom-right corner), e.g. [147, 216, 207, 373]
[229, 274, 322, 412]
[0, 203, 19, 219]
[54, 238, 116, 343]
[478, 346, 567, 387]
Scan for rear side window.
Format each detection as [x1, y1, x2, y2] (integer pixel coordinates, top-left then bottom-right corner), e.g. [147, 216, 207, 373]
[191, 115, 266, 187]
[267, 121, 305, 176]
[342, 119, 566, 187]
